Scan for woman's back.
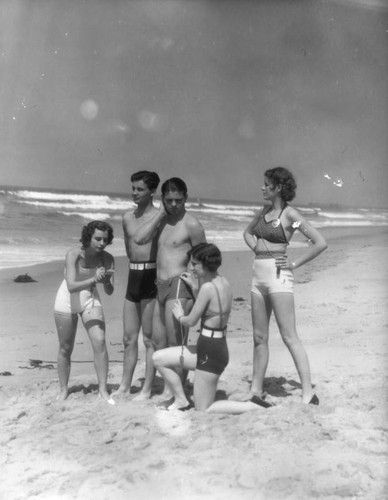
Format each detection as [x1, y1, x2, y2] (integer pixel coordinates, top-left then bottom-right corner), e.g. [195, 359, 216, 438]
[202, 276, 233, 330]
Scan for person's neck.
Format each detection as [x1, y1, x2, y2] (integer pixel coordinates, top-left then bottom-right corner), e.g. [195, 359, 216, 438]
[135, 200, 155, 217]
[167, 209, 186, 223]
[270, 199, 286, 211]
[199, 271, 218, 287]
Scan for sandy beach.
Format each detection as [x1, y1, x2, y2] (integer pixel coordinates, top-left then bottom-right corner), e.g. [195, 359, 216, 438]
[0, 226, 387, 500]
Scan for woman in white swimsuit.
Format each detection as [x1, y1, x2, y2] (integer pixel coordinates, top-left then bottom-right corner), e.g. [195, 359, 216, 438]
[244, 167, 328, 405]
[54, 220, 115, 404]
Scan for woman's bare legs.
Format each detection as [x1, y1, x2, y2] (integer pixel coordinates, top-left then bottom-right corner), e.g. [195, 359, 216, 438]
[152, 346, 197, 409]
[250, 292, 272, 397]
[82, 308, 112, 403]
[271, 293, 314, 403]
[193, 370, 219, 411]
[55, 313, 78, 400]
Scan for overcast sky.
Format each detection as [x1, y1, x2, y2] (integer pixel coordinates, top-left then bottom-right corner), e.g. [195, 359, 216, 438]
[1, 0, 387, 206]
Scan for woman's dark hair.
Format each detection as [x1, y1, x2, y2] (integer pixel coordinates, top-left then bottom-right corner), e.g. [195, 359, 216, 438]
[161, 177, 188, 196]
[188, 243, 222, 272]
[265, 166, 297, 202]
[131, 170, 160, 191]
[80, 220, 114, 247]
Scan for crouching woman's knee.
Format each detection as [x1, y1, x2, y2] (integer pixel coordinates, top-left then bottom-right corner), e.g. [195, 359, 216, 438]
[152, 350, 164, 369]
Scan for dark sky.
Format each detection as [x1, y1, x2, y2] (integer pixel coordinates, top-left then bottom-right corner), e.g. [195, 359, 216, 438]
[1, 0, 387, 206]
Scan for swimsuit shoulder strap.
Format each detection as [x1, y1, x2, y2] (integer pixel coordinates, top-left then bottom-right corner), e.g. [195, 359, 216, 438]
[212, 281, 224, 329]
[279, 203, 288, 217]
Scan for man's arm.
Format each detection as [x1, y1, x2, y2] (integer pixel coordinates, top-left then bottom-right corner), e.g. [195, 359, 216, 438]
[133, 207, 166, 245]
[188, 216, 206, 247]
[122, 212, 131, 258]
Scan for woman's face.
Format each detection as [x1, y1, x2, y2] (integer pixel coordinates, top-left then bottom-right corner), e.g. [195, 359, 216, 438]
[89, 229, 110, 252]
[189, 256, 206, 279]
[261, 176, 278, 200]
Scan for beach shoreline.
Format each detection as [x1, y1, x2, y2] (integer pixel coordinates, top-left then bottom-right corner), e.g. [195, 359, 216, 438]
[1, 225, 387, 499]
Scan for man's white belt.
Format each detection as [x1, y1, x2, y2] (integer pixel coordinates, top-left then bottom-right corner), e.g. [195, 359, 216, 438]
[129, 262, 157, 270]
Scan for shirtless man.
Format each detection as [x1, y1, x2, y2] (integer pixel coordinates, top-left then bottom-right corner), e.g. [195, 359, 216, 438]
[134, 178, 206, 391]
[114, 171, 160, 400]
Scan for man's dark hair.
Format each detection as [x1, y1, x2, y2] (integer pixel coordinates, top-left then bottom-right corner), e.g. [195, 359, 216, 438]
[131, 171, 160, 191]
[161, 177, 188, 196]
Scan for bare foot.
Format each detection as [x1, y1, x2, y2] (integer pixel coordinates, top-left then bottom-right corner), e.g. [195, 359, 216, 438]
[55, 391, 68, 402]
[167, 399, 193, 411]
[132, 390, 151, 402]
[98, 392, 115, 405]
[246, 390, 267, 401]
[303, 393, 319, 405]
[111, 385, 131, 398]
[157, 397, 175, 409]
[159, 387, 173, 400]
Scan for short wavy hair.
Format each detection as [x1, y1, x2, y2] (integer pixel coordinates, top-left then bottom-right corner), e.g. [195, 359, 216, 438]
[265, 166, 297, 202]
[188, 243, 222, 272]
[130, 170, 160, 191]
[80, 220, 114, 248]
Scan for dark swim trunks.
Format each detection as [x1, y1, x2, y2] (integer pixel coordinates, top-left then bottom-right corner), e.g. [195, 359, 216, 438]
[125, 265, 157, 303]
[156, 275, 194, 306]
[196, 332, 229, 375]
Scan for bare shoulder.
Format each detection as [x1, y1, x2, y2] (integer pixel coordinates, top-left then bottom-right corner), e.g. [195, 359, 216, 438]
[198, 282, 214, 298]
[123, 209, 133, 220]
[65, 246, 82, 265]
[284, 205, 305, 223]
[122, 209, 136, 224]
[184, 211, 204, 229]
[253, 207, 265, 221]
[66, 246, 81, 258]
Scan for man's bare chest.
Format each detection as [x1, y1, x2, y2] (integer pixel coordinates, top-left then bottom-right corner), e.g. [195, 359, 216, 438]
[159, 225, 189, 248]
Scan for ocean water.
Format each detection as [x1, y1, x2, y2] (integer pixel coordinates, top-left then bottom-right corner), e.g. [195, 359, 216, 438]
[1, 187, 387, 270]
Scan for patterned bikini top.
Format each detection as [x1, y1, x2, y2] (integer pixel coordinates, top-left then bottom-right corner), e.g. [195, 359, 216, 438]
[252, 205, 288, 244]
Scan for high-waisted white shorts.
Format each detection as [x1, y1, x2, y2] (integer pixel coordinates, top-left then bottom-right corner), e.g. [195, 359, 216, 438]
[251, 258, 294, 296]
[54, 280, 103, 316]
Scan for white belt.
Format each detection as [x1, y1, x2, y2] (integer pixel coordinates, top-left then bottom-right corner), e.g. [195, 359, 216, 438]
[129, 262, 157, 270]
[201, 327, 226, 339]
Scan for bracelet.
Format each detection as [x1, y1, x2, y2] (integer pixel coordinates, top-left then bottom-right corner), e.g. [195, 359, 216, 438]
[291, 262, 296, 269]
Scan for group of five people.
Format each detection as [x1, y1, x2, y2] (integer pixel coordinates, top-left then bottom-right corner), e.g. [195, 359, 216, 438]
[54, 167, 327, 411]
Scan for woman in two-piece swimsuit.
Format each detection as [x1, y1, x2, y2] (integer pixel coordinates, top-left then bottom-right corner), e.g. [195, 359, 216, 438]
[244, 166, 328, 405]
[152, 243, 233, 411]
[54, 220, 115, 404]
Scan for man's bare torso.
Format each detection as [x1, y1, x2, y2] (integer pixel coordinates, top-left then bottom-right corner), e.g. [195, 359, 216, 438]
[156, 213, 193, 280]
[123, 207, 158, 262]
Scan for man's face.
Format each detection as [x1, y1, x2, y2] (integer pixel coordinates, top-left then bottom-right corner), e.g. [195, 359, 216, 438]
[131, 180, 153, 206]
[162, 190, 187, 215]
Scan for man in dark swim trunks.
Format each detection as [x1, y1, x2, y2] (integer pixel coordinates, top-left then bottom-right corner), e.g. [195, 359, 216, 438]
[113, 171, 160, 400]
[134, 177, 206, 398]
